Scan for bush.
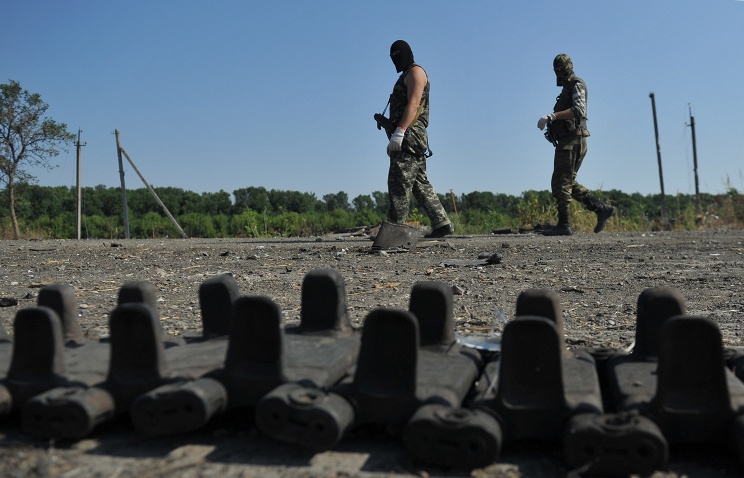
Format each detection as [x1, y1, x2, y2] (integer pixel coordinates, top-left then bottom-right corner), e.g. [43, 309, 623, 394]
[135, 212, 176, 238]
[179, 213, 217, 238]
[82, 214, 122, 239]
[2, 185, 742, 238]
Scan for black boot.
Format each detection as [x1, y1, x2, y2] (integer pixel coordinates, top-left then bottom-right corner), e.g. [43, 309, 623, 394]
[594, 204, 616, 233]
[425, 223, 454, 238]
[583, 195, 616, 233]
[543, 209, 572, 236]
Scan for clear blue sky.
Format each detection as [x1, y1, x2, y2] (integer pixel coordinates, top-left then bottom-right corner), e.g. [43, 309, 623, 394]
[3, 1, 743, 203]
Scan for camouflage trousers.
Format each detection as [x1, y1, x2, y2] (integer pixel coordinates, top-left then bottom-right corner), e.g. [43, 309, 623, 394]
[387, 150, 450, 229]
[551, 137, 591, 212]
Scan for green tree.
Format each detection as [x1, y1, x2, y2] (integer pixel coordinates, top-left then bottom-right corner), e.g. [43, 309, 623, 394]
[371, 190, 389, 216]
[233, 186, 270, 213]
[179, 212, 217, 237]
[136, 211, 174, 238]
[323, 191, 350, 212]
[283, 190, 321, 213]
[0, 80, 75, 237]
[202, 190, 232, 215]
[131, 186, 181, 215]
[14, 184, 71, 219]
[82, 185, 122, 216]
[124, 188, 156, 216]
[352, 194, 374, 212]
[82, 214, 121, 239]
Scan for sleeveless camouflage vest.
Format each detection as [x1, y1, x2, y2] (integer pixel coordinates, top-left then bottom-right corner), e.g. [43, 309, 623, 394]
[549, 77, 589, 142]
[389, 64, 430, 156]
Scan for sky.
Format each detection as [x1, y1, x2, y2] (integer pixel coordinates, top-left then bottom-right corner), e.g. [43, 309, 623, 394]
[2, 0, 743, 204]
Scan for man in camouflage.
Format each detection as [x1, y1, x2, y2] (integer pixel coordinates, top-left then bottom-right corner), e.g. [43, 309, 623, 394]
[385, 40, 453, 238]
[537, 53, 615, 236]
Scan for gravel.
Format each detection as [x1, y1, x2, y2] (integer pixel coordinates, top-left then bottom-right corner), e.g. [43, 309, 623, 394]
[0, 230, 743, 477]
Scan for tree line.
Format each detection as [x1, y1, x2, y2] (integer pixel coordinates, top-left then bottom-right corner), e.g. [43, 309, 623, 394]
[3, 79, 743, 239]
[1, 183, 742, 239]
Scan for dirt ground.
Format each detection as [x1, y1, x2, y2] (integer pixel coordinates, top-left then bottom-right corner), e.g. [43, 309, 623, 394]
[0, 230, 743, 477]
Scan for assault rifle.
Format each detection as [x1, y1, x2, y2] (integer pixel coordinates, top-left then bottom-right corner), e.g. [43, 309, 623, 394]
[374, 113, 395, 139]
[544, 119, 558, 147]
[374, 100, 433, 158]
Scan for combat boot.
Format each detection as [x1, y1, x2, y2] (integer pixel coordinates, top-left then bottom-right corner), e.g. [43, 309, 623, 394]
[594, 204, 616, 233]
[583, 195, 616, 233]
[425, 223, 454, 238]
[542, 224, 573, 236]
[542, 209, 572, 236]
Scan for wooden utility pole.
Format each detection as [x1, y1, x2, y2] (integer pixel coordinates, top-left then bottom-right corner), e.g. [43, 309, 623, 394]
[75, 129, 86, 240]
[687, 104, 701, 215]
[115, 130, 131, 239]
[649, 92, 668, 226]
[449, 189, 459, 223]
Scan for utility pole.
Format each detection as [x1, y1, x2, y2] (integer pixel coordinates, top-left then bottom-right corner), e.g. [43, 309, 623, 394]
[649, 92, 667, 227]
[449, 189, 459, 223]
[115, 130, 131, 239]
[75, 129, 86, 240]
[687, 104, 701, 215]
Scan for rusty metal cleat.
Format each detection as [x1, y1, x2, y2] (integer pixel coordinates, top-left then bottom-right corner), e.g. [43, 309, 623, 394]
[130, 378, 227, 436]
[403, 404, 502, 469]
[564, 287, 685, 475]
[257, 382, 356, 451]
[20, 281, 177, 439]
[573, 288, 744, 475]
[651, 316, 744, 443]
[0, 323, 14, 415]
[7, 284, 111, 432]
[259, 281, 482, 452]
[198, 273, 240, 339]
[427, 289, 605, 470]
[38, 284, 84, 346]
[132, 269, 360, 437]
[3, 307, 70, 411]
[564, 411, 667, 476]
[235, 270, 360, 419]
[128, 274, 238, 436]
[23, 387, 116, 439]
[7, 282, 120, 418]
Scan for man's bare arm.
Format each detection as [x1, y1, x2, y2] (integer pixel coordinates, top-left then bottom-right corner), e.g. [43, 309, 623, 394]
[398, 65, 426, 129]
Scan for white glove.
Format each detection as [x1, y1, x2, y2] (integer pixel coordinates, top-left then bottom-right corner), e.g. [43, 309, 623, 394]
[537, 114, 555, 130]
[388, 127, 405, 152]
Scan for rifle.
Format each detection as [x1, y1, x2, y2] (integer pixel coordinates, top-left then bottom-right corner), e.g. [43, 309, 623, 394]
[373, 99, 433, 158]
[374, 113, 396, 139]
[374, 98, 395, 139]
[544, 119, 558, 147]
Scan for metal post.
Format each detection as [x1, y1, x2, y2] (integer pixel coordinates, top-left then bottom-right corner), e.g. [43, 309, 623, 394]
[115, 130, 131, 239]
[75, 129, 85, 240]
[649, 92, 667, 226]
[688, 104, 700, 215]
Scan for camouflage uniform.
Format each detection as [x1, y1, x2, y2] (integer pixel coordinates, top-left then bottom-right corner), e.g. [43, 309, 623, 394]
[540, 54, 615, 235]
[387, 64, 450, 229]
[550, 78, 591, 213]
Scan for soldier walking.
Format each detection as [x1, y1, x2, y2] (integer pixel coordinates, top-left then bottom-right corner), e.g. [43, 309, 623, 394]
[537, 53, 615, 236]
[383, 40, 453, 238]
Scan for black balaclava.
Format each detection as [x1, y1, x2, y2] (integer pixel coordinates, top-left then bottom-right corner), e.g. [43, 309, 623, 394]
[390, 40, 414, 73]
[553, 53, 575, 86]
